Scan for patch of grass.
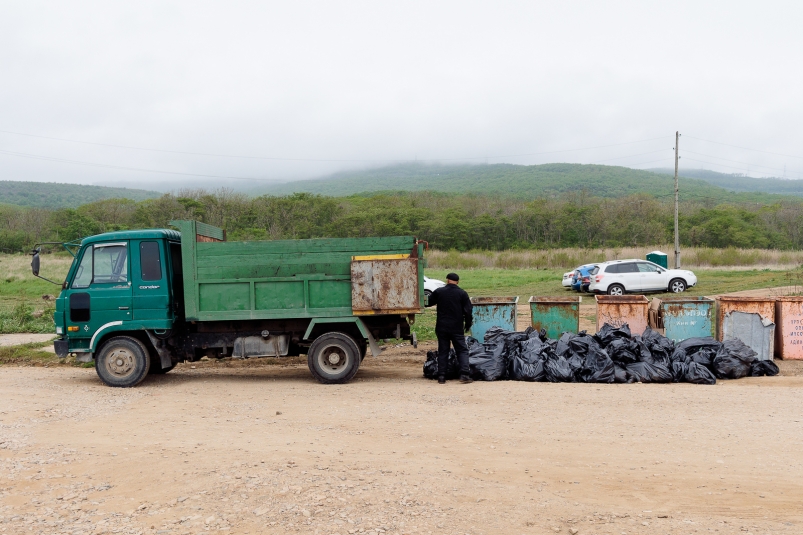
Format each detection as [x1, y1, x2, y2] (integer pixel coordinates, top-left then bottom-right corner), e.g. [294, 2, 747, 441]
[0, 341, 62, 366]
[424, 267, 802, 298]
[0, 298, 56, 334]
[426, 246, 803, 270]
[410, 308, 436, 342]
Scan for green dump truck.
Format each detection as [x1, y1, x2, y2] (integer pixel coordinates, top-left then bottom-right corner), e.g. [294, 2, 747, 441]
[32, 220, 424, 387]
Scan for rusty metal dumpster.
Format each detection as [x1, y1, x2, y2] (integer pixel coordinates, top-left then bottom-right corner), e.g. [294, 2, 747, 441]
[595, 295, 649, 335]
[660, 297, 715, 342]
[774, 296, 803, 360]
[470, 296, 519, 342]
[529, 296, 581, 339]
[716, 296, 776, 361]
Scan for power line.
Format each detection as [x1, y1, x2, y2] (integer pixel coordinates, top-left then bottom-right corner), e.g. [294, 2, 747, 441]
[685, 135, 803, 160]
[0, 128, 669, 162]
[589, 149, 668, 164]
[681, 156, 794, 176]
[682, 150, 796, 175]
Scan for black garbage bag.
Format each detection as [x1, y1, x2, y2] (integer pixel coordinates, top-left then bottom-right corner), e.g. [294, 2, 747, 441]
[613, 363, 631, 383]
[469, 343, 507, 381]
[484, 326, 528, 346]
[508, 337, 548, 381]
[520, 337, 553, 362]
[467, 336, 484, 357]
[671, 337, 721, 365]
[713, 338, 757, 379]
[544, 354, 575, 382]
[672, 360, 716, 385]
[635, 336, 666, 366]
[625, 361, 673, 383]
[509, 354, 546, 381]
[606, 337, 641, 364]
[641, 327, 675, 362]
[595, 323, 632, 347]
[576, 347, 616, 383]
[750, 359, 780, 377]
[423, 349, 460, 380]
[566, 353, 586, 377]
[554, 332, 576, 358]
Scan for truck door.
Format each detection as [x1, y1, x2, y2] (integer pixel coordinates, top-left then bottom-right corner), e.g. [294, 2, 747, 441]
[132, 240, 171, 322]
[64, 242, 132, 348]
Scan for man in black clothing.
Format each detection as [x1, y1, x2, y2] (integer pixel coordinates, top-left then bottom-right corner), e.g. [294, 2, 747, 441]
[425, 272, 473, 384]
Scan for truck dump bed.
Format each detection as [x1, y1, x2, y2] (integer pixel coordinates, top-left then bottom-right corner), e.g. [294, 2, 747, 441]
[171, 220, 424, 322]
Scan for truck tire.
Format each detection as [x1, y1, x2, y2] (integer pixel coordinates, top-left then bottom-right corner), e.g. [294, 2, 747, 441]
[95, 336, 151, 387]
[307, 332, 361, 384]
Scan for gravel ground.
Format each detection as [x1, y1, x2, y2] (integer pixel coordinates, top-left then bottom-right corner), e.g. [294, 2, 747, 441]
[1, 343, 802, 535]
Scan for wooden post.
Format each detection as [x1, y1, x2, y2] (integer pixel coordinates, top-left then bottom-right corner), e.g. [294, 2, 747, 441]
[674, 131, 680, 269]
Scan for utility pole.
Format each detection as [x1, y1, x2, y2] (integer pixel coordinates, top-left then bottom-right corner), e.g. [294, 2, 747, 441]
[674, 131, 680, 269]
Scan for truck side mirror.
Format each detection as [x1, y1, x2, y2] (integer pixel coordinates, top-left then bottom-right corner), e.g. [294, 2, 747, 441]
[30, 249, 40, 276]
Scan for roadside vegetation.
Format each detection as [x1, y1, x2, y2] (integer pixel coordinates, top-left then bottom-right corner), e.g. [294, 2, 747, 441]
[0, 340, 63, 366]
[4, 187, 803, 254]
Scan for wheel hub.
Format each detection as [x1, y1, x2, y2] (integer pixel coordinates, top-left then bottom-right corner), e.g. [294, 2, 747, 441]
[318, 345, 348, 373]
[106, 348, 135, 377]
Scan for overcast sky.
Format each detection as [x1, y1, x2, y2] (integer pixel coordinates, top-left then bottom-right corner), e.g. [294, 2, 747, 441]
[1, 1, 801, 191]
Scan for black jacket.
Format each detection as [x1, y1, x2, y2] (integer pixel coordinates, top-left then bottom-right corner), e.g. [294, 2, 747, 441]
[426, 283, 473, 334]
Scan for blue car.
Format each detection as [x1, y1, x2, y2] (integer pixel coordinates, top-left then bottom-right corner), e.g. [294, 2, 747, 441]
[571, 264, 597, 292]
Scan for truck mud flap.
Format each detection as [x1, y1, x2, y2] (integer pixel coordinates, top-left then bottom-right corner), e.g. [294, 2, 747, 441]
[146, 331, 175, 370]
[54, 339, 69, 359]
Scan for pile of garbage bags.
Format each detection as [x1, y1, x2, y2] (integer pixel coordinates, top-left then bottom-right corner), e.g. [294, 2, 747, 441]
[423, 323, 779, 384]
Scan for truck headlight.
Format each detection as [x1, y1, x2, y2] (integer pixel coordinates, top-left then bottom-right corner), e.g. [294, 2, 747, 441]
[56, 326, 63, 334]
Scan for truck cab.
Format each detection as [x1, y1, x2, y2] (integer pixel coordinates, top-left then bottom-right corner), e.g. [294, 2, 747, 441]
[53, 230, 182, 366]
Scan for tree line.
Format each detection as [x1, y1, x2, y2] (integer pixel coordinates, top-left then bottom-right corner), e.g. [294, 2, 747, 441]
[1, 189, 801, 253]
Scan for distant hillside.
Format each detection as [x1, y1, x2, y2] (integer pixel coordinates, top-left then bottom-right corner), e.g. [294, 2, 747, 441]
[262, 162, 792, 203]
[651, 168, 803, 196]
[0, 181, 161, 208]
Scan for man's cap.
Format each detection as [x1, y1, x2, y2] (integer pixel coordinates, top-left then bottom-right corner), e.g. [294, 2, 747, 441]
[446, 272, 459, 282]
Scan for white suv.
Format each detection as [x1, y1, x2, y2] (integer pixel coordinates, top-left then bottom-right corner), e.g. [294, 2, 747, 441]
[588, 259, 697, 295]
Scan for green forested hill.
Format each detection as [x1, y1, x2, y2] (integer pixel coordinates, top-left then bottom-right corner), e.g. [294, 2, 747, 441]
[650, 168, 803, 196]
[0, 181, 161, 208]
[264, 163, 791, 203]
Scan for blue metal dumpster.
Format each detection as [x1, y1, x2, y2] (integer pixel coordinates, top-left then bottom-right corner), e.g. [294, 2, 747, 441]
[660, 297, 715, 342]
[470, 296, 519, 342]
[529, 296, 581, 339]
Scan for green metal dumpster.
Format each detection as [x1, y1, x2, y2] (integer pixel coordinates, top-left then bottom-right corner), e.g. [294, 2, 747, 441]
[529, 296, 581, 339]
[470, 296, 519, 342]
[660, 297, 715, 342]
[646, 250, 668, 269]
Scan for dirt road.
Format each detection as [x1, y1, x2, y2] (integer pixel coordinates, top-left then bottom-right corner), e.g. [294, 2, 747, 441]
[1, 346, 802, 535]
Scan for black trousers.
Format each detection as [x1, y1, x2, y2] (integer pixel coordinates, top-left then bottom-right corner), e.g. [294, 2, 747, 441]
[436, 330, 470, 378]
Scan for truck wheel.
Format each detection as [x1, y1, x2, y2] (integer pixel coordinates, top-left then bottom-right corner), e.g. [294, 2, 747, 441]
[307, 332, 361, 384]
[95, 336, 151, 387]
